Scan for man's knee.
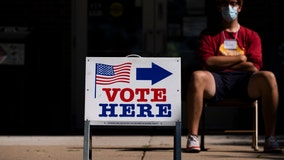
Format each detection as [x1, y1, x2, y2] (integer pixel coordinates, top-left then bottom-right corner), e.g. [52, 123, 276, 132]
[250, 71, 278, 94]
[190, 71, 211, 83]
[254, 71, 277, 84]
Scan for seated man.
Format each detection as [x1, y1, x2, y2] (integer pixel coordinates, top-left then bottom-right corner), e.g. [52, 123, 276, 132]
[186, 0, 282, 153]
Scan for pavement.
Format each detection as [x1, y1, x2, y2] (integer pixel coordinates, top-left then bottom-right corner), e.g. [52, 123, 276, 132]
[0, 135, 283, 160]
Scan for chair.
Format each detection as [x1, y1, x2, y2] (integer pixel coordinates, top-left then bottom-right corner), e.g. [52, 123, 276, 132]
[200, 98, 259, 151]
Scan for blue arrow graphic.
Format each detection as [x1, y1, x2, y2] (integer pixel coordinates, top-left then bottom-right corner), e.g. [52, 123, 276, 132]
[136, 62, 172, 85]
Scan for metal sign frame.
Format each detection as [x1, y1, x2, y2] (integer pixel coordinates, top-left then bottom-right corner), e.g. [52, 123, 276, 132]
[83, 56, 181, 160]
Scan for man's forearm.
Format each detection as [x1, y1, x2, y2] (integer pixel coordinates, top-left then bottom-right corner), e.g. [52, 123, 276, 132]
[229, 61, 258, 72]
[206, 55, 247, 70]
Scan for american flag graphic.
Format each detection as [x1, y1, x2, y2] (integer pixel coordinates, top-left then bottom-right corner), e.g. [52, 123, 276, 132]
[95, 62, 132, 85]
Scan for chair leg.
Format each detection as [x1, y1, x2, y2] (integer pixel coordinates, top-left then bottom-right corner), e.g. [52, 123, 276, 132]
[254, 100, 259, 151]
[201, 134, 205, 151]
[200, 103, 206, 151]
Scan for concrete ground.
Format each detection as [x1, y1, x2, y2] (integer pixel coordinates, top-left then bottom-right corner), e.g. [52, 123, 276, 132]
[0, 135, 283, 160]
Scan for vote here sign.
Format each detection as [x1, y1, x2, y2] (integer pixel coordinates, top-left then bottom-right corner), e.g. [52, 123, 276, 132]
[85, 57, 181, 126]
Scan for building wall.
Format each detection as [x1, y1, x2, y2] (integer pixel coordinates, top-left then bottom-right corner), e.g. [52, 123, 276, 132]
[0, 0, 72, 134]
[0, 0, 283, 135]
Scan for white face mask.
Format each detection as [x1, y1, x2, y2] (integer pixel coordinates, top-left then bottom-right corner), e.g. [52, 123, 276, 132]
[221, 5, 238, 22]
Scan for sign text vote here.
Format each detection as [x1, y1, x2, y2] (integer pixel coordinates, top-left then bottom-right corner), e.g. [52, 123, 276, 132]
[85, 57, 181, 126]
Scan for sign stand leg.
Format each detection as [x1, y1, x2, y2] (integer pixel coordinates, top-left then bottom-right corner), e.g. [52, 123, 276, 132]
[83, 120, 92, 160]
[174, 121, 182, 160]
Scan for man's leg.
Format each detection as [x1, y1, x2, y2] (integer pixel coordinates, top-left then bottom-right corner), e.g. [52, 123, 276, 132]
[186, 71, 216, 152]
[248, 71, 282, 153]
[248, 71, 278, 136]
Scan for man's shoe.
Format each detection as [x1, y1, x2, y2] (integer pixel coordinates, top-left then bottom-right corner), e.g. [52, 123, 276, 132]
[186, 135, 201, 153]
[264, 136, 282, 153]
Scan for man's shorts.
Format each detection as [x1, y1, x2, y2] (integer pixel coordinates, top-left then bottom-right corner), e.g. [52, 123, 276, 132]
[209, 71, 253, 102]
